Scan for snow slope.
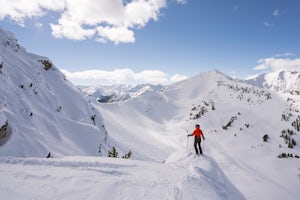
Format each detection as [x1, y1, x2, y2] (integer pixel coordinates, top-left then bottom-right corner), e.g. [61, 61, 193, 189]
[0, 29, 107, 157]
[1, 28, 300, 200]
[0, 154, 245, 200]
[95, 70, 300, 199]
[245, 70, 300, 94]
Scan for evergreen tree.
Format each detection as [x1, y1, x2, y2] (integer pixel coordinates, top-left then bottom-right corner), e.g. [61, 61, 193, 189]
[46, 152, 52, 158]
[108, 146, 118, 158]
[123, 150, 132, 159]
[98, 144, 102, 156]
[263, 134, 269, 142]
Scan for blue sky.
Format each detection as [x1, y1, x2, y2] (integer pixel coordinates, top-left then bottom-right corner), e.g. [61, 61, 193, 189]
[1, 0, 300, 85]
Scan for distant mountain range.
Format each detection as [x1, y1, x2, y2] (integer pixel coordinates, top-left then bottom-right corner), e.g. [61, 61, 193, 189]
[245, 70, 300, 95]
[79, 69, 300, 104]
[78, 84, 165, 103]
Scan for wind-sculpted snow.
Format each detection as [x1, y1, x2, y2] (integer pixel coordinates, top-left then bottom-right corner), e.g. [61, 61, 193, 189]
[0, 155, 245, 200]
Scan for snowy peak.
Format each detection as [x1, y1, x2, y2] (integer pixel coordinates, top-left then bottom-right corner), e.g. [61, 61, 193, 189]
[164, 69, 238, 101]
[245, 70, 300, 95]
[188, 69, 234, 83]
[207, 69, 234, 79]
[0, 29, 25, 52]
[79, 69, 234, 103]
[93, 67, 300, 199]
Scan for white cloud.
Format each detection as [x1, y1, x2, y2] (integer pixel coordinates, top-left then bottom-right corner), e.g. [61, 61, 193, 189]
[273, 9, 280, 16]
[274, 52, 294, 58]
[176, 0, 187, 4]
[253, 56, 300, 72]
[50, 17, 96, 40]
[60, 68, 186, 85]
[263, 22, 273, 27]
[170, 74, 187, 82]
[96, 26, 135, 44]
[35, 22, 43, 28]
[0, 0, 170, 44]
[0, 0, 65, 26]
[133, 70, 168, 83]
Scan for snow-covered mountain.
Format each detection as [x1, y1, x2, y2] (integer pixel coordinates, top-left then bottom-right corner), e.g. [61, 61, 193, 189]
[245, 70, 300, 95]
[78, 84, 164, 102]
[1, 28, 300, 200]
[94, 69, 300, 199]
[0, 29, 108, 157]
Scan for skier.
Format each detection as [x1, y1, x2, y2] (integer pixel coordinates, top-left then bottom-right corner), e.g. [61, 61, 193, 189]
[187, 124, 205, 155]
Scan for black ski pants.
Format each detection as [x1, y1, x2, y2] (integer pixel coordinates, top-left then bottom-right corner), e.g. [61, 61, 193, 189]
[194, 137, 202, 155]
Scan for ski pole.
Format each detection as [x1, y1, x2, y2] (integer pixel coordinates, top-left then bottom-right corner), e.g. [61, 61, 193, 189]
[186, 136, 189, 152]
[202, 138, 204, 153]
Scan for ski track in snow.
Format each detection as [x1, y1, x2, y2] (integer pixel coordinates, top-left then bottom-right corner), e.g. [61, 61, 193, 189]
[208, 141, 300, 200]
[0, 154, 245, 200]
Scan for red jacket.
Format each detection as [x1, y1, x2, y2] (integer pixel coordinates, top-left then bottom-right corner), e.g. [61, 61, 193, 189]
[191, 127, 204, 139]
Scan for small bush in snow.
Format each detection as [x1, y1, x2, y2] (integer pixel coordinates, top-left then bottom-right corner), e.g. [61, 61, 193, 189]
[0, 61, 3, 73]
[108, 146, 118, 158]
[263, 134, 269, 142]
[288, 138, 296, 148]
[98, 144, 102, 156]
[39, 60, 52, 70]
[280, 129, 297, 148]
[211, 104, 215, 110]
[189, 101, 215, 120]
[281, 114, 289, 122]
[222, 116, 237, 130]
[0, 121, 8, 139]
[108, 146, 132, 159]
[278, 153, 287, 158]
[291, 115, 300, 131]
[46, 152, 53, 158]
[56, 106, 62, 112]
[191, 106, 208, 120]
[123, 150, 132, 159]
[91, 115, 96, 125]
[278, 153, 299, 159]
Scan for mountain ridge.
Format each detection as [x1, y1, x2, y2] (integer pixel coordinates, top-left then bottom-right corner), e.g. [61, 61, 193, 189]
[93, 66, 300, 199]
[0, 29, 108, 157]
[245, 69, 300, 95]
[78, 83, 164, 103]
